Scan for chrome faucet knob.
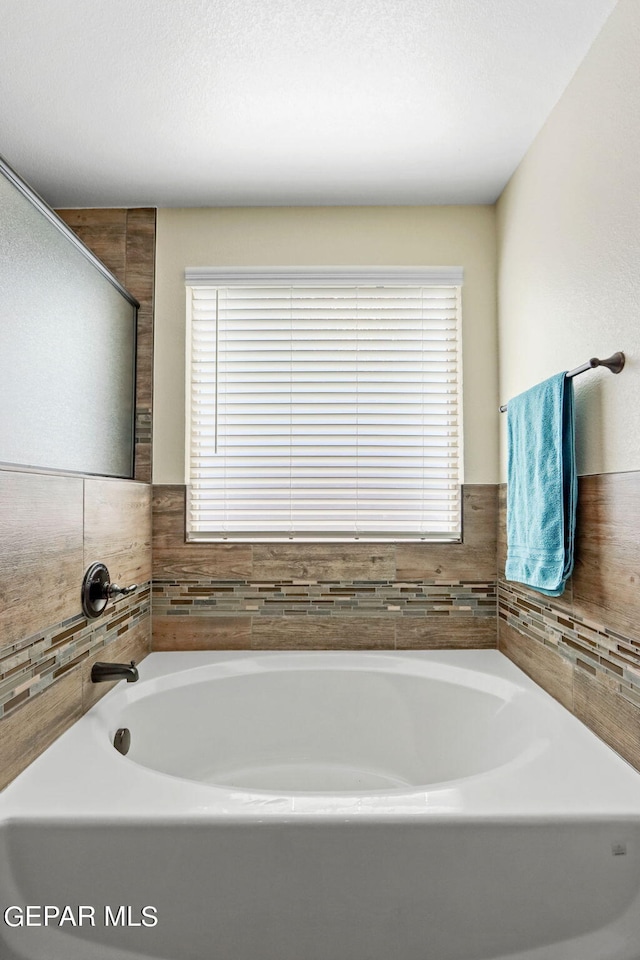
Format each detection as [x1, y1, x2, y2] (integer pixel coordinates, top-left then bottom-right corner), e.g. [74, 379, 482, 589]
[107, 582, 138, 599]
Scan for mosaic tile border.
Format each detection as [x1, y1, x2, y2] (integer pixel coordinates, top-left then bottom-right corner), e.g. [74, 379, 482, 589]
[499, 579, 640, 705]
[153, 579, 497, 619]
[135, 407, 152, 445]
[0, 583, 151, 718]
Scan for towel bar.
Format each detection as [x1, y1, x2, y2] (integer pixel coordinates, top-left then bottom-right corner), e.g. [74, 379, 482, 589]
[499, 351, 625, 413]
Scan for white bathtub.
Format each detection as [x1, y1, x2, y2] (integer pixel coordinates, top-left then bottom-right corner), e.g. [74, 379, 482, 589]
[2, 649, 640, 960]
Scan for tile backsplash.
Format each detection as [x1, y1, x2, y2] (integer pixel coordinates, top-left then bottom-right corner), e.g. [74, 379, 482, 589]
[152, 484, 498, 651]
[0, 473, 152, 789]
[497, 472, 640, 771]
[0, 584, 150, 719]
[499, 579, 640, 707]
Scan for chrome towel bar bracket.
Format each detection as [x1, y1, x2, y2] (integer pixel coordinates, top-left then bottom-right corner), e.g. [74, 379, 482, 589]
[499, 351, 625, 413]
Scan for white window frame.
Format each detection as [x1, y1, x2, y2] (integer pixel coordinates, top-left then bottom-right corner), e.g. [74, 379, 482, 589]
[185, 267, 464, 542]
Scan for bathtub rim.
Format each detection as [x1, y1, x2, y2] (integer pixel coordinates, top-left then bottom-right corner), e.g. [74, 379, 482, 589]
[2, 649, 640, 824]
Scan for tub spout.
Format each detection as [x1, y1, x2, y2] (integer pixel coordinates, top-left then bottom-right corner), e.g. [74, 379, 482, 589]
[91, 660, 139, 683]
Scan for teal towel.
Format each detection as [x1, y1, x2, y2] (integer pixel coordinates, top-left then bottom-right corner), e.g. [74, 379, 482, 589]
[505, 373, 577, 597]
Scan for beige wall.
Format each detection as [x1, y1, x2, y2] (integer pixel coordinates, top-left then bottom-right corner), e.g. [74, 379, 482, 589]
[154, 205, 498, 485]
[497, 0, 640, 479]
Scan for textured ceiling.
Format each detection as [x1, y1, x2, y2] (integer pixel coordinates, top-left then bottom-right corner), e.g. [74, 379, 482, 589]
[0, 0, 617, 206]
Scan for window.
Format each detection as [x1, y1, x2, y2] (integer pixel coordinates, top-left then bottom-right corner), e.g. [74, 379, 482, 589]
[185, 267, 463, 541]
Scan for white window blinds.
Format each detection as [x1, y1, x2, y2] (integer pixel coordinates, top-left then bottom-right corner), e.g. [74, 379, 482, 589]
[186, 269, 463, 541]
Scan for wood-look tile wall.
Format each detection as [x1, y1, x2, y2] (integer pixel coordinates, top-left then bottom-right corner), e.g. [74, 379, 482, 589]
[0, 209, 156, 791]
[0, 474, 151, 789]
[56, 208, 156, 483]
[498, 472, 640, 772]
[152, 484, 498, 652]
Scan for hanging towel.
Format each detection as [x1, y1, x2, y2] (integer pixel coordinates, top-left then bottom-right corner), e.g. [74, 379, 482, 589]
[505, 372, 577, 597]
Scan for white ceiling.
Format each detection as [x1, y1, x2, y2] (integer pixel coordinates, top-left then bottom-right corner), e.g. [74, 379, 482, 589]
[0, 0, 617, 207]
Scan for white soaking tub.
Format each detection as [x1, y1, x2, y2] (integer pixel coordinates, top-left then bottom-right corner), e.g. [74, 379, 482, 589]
[2, 650, 640, 960]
